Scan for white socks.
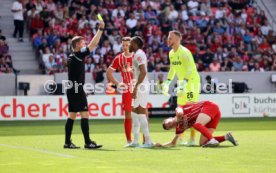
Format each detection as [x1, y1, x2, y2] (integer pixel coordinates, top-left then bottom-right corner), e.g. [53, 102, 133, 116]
[131, 112, 152, 145]
[132, 112, 140, 144]
[138, 114, 152, 144]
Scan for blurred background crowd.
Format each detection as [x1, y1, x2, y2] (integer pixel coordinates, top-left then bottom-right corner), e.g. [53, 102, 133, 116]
[2, 0, 276, 80]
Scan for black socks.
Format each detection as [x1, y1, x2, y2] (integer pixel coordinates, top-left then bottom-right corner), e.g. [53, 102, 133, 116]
[65, 118, 74, 144]
[81, 118, 91, 144]
[65, 118, 91, 144]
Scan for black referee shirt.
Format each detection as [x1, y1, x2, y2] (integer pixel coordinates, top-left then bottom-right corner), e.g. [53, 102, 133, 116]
[67, 47, 90, 86]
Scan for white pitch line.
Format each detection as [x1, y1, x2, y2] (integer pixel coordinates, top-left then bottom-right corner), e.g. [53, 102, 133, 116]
[0, 143, 75, 158]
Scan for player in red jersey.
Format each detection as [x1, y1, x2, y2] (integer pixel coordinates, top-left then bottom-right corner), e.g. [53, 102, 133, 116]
[106, 37, 134, 145]
[156, 101, 238, 147]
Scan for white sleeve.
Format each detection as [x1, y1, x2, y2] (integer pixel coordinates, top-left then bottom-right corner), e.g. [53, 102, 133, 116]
[135, 53, 147, 66]
[12, 2, 17, 10]
[126, 19, 130, 27]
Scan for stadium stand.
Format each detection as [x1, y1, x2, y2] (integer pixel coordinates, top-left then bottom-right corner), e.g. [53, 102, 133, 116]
[24, 0, 276, 76]
[0, 29, 15, 74]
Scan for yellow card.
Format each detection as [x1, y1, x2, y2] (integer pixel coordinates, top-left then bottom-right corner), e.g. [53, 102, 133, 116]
[97, 14, 103, 21]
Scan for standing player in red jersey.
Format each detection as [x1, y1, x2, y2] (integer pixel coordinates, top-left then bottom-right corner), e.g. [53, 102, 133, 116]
[106, 37, 133, 145]
[155, 101, 238, 147]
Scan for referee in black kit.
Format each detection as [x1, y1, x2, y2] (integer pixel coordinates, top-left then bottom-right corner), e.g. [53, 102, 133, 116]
[64, 19, 105, 149]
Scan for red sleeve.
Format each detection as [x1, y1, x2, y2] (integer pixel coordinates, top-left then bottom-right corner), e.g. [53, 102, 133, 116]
[110, 56, 119, 70]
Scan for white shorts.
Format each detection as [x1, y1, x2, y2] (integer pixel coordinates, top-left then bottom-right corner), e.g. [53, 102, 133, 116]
[132, 82, 149, 108]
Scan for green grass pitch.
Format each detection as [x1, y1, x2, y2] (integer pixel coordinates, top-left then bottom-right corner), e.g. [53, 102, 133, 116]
[0, 118, 276, 173]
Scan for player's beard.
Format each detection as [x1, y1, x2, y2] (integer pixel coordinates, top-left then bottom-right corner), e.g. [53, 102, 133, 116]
[129, 46, 133, 53]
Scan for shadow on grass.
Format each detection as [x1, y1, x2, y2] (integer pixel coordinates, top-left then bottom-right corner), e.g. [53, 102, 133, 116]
[86, 147, 181, 151]
[82, 148, 123, 152]
[204, 145, 237, 149]
[88, 145, 235, 151]
[178, 145, 201, 148]
[147, 147, 181, 150]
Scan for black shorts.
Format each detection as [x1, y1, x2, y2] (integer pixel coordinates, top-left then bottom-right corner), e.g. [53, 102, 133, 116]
[66, 87, 88, 113]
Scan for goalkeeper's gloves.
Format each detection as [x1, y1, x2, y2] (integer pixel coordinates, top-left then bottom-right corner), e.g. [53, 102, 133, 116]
[162, 79, 171, 96]
[176, 79, 187, 97]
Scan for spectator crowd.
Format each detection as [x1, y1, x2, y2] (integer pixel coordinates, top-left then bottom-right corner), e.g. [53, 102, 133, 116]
[0, 29, 15, 74]
[23, 0, 276, 78]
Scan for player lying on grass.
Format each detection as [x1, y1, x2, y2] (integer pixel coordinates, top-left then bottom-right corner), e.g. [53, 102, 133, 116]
[155, 101, 238, 147]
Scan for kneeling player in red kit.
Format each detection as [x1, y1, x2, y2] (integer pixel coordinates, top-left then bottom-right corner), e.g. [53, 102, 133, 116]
[156, 101, 238, 147]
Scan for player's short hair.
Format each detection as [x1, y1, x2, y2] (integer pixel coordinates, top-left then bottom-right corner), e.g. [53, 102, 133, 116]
[71, 36, 84, 49]
[162, 119, 169, 130]
[122, 36, 131, 42]
[132, 36, 144, 48]
[170, 30, 182, 38]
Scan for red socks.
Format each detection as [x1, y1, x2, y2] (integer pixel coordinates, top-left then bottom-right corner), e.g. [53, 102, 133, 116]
[214, 136, 225, 143]
[193, 123, 213, 140]
[124, 118, 132, 142]
[193, 123, 226, 144]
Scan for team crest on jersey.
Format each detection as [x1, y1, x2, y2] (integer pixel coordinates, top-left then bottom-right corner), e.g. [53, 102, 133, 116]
[122, 62, 132, 72]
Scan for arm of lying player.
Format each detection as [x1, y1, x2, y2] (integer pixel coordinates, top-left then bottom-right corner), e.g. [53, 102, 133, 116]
[155, 135, 179, 147]
[132, 64, 147, 98]
[87, 21, 105, 52]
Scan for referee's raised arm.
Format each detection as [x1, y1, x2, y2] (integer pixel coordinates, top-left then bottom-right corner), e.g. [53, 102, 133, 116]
[87, 20, 105, 52]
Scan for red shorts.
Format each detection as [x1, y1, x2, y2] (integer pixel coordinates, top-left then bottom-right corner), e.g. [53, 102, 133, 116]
[200, 101, 221, 129]
[122, 91, 132, 112]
